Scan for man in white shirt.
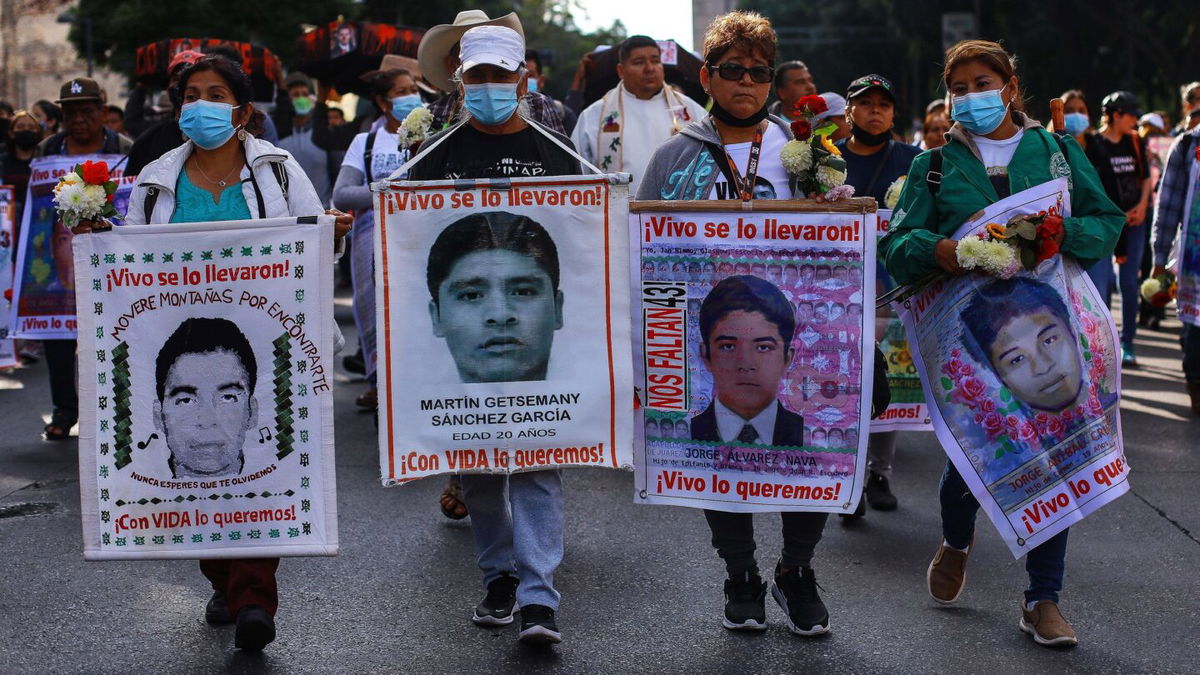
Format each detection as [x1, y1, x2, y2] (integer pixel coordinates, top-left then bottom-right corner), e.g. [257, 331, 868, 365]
[571, 35, 708, 193]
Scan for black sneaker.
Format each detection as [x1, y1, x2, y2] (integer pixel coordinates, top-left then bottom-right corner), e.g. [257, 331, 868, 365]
[770, 564, 830, 636]
[518, 604, 562, 644]
[472, 574, 519, 626]
[204, 590, 233, 625]
[721, 570, 767, 631]
[233, 605, 276, 651]
[864, 471, 898, 511]
[839, 494, 867, 520]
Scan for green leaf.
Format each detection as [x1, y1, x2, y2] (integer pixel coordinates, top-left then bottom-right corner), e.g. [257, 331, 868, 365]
[1006, 401, 1020, 413]
[814, 121, 837, 136]
[823, 156, 847, 172]
[1080, 335, 1090, 349]
[1020, 246, 1036, 269]
[75, 166, 85, 180]
[1000, 387, 1012, 402]
[104, 182, 117, 195]
[995, 446, 1006, 459]
[941, 376, 953, 390]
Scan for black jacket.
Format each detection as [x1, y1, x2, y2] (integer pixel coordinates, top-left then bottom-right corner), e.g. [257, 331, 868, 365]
[689, 401, 806, 447]
[407, 121, 580, 181]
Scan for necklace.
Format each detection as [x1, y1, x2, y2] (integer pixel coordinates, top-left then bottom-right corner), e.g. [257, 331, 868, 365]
[191, 156, 239, 188]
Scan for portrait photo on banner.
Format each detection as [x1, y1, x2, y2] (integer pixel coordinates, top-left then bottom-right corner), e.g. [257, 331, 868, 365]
[377, 178, 632, 483]
[635, 207, 875, 512]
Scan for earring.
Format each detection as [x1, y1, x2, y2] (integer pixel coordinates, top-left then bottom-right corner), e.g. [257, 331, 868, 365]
[237, 128, 247, 141]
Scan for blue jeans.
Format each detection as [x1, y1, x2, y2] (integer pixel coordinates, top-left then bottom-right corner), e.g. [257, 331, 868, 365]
[460, 470, 564, 610]
[1183, 323, 1200, 383]
[1086, 227, 1147, 345]
[939, 460, 1070, 603]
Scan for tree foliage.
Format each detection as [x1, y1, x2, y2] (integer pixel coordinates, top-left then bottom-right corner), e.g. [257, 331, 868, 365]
[740, 0, 1200, 129]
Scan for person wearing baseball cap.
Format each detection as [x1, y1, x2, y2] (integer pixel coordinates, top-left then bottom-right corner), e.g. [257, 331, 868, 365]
[834, 73, 920, 519]
[814, 92, 849, 141]
[405, 23, 583, 647]
[419, 10, 565, 133]
[1083, 90, 1153, 367]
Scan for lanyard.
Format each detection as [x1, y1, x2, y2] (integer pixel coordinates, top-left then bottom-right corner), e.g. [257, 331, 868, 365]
[721, 122, 765, 201]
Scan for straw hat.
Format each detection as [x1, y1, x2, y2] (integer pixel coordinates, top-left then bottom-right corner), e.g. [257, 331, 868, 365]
[416, 10, 523, 92]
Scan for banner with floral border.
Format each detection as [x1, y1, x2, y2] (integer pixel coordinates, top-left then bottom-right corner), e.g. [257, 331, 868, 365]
[899, 179, 1128, 558]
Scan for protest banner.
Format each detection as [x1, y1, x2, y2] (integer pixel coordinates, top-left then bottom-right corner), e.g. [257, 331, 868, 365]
[73, 217, 338, 560]
[9, 155, 134, 340]
[872, 208, 931, 431]
[1173, 153, 1200, 327]
[631, 199, 877, 514]
[375, 176, 634, 484]
[0, 185, 17, 367]
[899, 179, 1128, 557]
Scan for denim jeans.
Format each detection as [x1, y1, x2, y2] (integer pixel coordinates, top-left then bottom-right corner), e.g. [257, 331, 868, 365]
[867, 430, 898, 478]
[1086, 227, 1147, 345]
[703, 510, 828, 576]
[460, 469, 564, 610]
[1182, 323, 1200, 383]
[939, 460, 1069, 603]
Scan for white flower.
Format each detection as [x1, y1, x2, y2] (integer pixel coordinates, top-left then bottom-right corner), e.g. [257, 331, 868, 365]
[780, 140, 813, 174]
[397, 106, 433, 146]
[816, 164, 846, 189]
[80, 184, 107, 216]
[957, 237, 1016, 276]
[1140, 277, 1162, 302]
[884, 175, 906, 209]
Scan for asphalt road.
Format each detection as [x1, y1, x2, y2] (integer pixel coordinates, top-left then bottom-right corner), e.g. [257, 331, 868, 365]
[0, 298, 1197, 674]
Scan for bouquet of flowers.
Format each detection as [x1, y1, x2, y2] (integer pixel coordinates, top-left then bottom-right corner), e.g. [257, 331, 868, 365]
[877, 211, 1065, 307]
[52, 160, 118, 229]
[779, 95, 854, 200]
[883, 175, 906, 209]
[1139, 269, 1177, 307]
[396, 106, 433, 150]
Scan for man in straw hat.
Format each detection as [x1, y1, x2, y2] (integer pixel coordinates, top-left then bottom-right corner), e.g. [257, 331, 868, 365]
[419, 10, 565, 133]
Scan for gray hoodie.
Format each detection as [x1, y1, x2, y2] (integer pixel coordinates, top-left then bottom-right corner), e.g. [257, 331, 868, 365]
[635, 115, 796, 201]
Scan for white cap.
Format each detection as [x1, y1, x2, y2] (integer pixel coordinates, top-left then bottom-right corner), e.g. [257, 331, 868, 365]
[459, 25, 525, 75]
[814, 92, 847, 121]
[1139, 112, 1165, 131]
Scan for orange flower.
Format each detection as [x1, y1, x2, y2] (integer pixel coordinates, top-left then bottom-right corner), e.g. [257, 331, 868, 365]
[821, 135, 840, 155]
[985, 223, 1007, 239]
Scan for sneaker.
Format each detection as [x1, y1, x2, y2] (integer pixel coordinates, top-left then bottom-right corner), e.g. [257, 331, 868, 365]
[770, 564, 829, 636]
[472, 574, 519, 626]
[204, 590, 233, 625]
[1019, 600, 1078, 647]
[233, 606, 276, 651]
[721, 571, 767, 631]
[1121, 343, 1137, 367]
[927, 539, 971, 604]
[864, 471, 898, 511]
[1187, 381, 1200, 416]
[518, 604, 562, 644]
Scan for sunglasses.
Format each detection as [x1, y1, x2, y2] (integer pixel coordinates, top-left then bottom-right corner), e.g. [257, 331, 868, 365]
[708, 62, 774, 84]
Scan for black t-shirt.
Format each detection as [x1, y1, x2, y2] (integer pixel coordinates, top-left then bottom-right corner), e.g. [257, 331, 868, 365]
[835, 138, 922, 206]
[438, 125, 549, 180]
[1086, 133, 1147, 211]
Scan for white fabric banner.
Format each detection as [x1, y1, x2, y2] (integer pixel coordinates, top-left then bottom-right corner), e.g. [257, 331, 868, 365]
[0, 185, 17, 367]
[872, 208, 931, 432]
[74, 217, 338, 559]
[375, 176, 633, 484]
[899, 179, 1129, 557]
[631, 202, 877, 513]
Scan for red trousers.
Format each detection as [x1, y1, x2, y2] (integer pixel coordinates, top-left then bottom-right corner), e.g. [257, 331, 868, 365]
[199, 558, 280, 616]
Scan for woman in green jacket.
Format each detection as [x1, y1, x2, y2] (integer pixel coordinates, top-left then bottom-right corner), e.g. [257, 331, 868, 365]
[879, 39, 1123, 649]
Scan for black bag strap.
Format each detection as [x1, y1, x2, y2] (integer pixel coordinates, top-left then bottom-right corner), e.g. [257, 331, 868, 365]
[863, 139, 896, 198]
[270, 161, 289, 202]
[143, 186, 159, 221]
[363, 129, 379, 184]
[926, 146, 944, 196]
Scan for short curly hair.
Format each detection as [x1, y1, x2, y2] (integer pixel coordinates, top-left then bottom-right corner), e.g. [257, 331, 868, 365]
[702, 11, 776, 66]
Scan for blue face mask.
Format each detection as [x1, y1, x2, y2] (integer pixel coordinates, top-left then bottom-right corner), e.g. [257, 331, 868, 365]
[527, 78, 539, 94]
[463, 82, 520, 126]
[179, 100, 241, 150]
[390, 94, 422, 121]
[951, 84, 1010, 136]
[1063, 112, 1090, 136]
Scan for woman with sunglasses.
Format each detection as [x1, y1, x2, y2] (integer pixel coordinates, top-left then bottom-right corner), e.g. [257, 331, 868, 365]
[637, 11, 833, 639]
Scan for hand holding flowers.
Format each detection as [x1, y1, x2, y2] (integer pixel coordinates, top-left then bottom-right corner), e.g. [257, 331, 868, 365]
[779, 95, 854, 200]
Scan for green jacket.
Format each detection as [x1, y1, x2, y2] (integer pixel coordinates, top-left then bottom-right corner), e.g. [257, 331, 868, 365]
[879, 112, 1124, 285]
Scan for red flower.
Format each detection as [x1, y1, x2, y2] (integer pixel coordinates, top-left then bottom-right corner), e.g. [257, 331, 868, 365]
[81, 160, 109, 186]
[1044, 415, 1065, 436]
[1035, 215, 1064, 262]
[2, 288, 10, 302]
[981, 412, 1005, 436]
[959, 376, 987, 401]
[1017, 421, 1039, 442]
[979, 398, 996, 413]
[797, 94, 827, 116]
[790, 119, 812, 141]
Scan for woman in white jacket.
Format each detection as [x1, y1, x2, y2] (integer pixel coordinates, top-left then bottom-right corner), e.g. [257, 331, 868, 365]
[75, 55, 349, 652]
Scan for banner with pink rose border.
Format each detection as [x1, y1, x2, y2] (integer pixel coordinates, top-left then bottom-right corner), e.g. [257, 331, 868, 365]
[899, 179, 1129, 558]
